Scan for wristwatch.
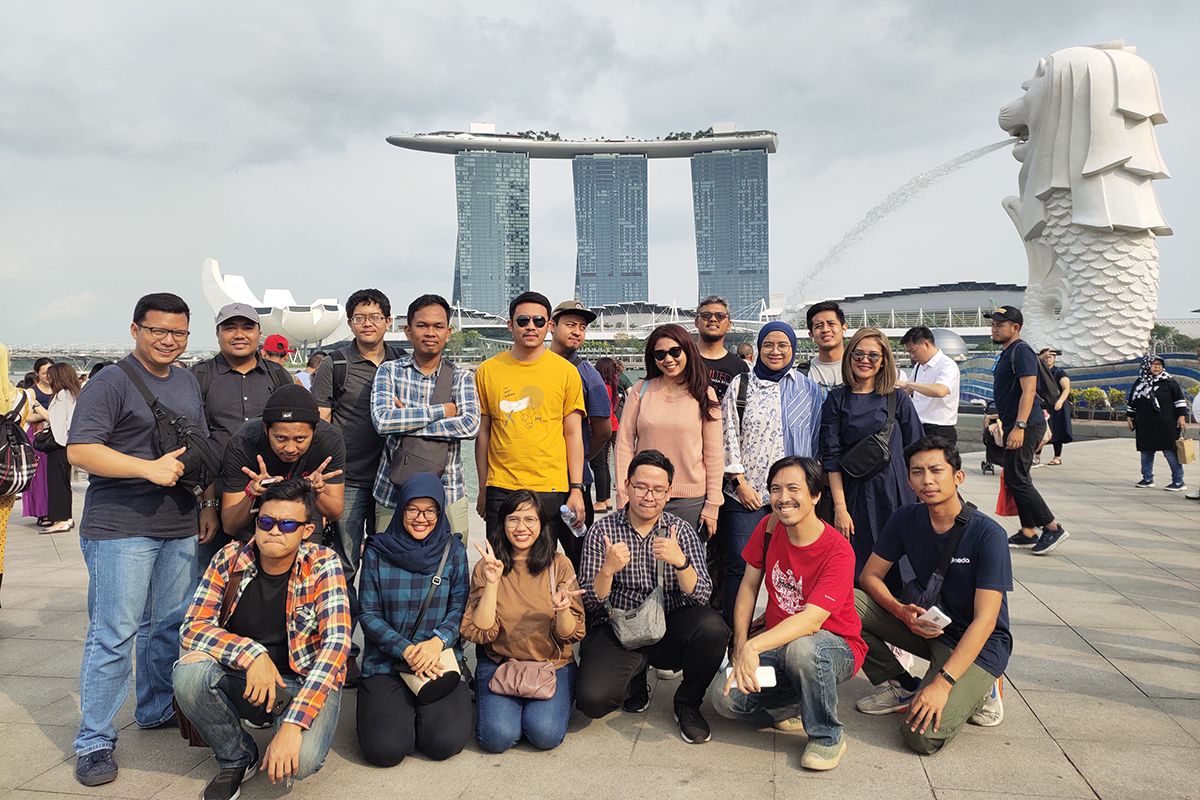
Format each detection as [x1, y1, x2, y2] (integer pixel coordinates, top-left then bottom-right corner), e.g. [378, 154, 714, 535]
[569, 482, 585, 492]
[200, 499, 220, 509]
[1015, 420, 1028, 430]
[938, 668, 957, 686]
[674, 555, 692, 572]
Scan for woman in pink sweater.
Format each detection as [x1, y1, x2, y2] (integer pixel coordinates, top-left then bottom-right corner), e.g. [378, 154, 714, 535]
[615, 324, 723, 537]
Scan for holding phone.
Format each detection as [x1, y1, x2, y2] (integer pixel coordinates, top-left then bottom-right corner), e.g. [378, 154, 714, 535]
[725, 666, 778, 690]
[918, 605, 952, 630]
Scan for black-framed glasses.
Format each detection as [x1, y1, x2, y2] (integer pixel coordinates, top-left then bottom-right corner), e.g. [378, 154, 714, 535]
[137, 324, 190, 341]
[351, 313, 387, 326]
[403, 506, 439, 520]
[628, 483, 669, 499]
[850, 350, 883, 363]
[653, 346, 684, 362]
[256, 515, 306, 533]
[514, 315, 548, 329]
[697, 311, 728, 322]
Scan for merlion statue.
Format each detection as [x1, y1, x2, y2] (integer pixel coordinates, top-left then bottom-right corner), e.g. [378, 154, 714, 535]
[998, 40, 1171, 366]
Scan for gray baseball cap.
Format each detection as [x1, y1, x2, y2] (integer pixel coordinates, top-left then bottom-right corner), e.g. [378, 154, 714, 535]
[215, 303, 260, 326]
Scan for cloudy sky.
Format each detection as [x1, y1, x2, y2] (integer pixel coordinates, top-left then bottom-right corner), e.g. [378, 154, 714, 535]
[2, 0, 1196, 348]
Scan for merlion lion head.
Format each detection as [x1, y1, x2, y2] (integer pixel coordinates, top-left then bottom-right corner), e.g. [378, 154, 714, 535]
[998, 40, 1172, 240]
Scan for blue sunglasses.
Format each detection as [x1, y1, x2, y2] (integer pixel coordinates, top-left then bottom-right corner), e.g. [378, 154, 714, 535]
[256, 515, 307, 533]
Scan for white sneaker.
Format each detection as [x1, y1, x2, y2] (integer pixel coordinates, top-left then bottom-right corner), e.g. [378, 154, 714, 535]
[855, 681, 914, 715]
[1185, 488, 1199, 500]
[656, 669, 682, 681]
[969, 679, 1004, 727]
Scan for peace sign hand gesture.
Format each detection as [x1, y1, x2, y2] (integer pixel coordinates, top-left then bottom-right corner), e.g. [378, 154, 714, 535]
[651, 525, 687, 569]
[305, 456, 343, 496]
[240, 455, 277, 498]
[551, 575, 586, 613]
[474, 540, 504, 585]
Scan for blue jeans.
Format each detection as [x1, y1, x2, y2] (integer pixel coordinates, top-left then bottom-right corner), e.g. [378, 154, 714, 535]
[75, 535, 198, 755]
[474, 657, 576, 753]
[707, 630, 855, 747]
[338, 484, 376, 657]
[1141, 449, 1184, 485]
[720, 503, 769, 628]
[173, 657, 340, 776]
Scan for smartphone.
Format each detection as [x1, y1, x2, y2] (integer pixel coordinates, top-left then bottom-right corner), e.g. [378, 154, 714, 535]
[259, 476, 283, 487]
[918, 605, 952, 630]
[725, 666, 778, 690]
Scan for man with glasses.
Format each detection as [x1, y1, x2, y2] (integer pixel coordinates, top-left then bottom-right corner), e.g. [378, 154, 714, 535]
[694, 295, 748, 402]
[174, 478, 350, 800]
[311, 288, 404, 685]
[475, 291, 586, 564]
[67, 293, 219, 787]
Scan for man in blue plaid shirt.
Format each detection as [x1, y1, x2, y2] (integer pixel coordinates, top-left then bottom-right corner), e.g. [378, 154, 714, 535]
[371, 294, 479, 540]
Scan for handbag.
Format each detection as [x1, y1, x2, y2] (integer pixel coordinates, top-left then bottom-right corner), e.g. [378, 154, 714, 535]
[1177, 435, 1198, 466]
[606, 533, 667, 649]
[388, 363, 455, 485]
[898, 501, 976, 610]
[0, 393, 37, 497]
[488, 563, 560, 701]
[177, 565, 247, 747]
[398, 540, 461, 704]
[839, 390, 897, 481]
[995, 473, 1018, 517]
[32, 426, 61, 453]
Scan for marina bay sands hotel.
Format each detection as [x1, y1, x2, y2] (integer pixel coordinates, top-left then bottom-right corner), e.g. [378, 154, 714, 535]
[387, 124, 778, 317]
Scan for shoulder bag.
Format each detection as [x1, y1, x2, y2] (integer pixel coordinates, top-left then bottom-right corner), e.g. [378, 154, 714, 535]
[0, 393, 37, 497]
[487, 561, 561, 700]
[398, 541, 461, 703]
[388, 362, 455, 485]
[839, 390, 897, 481]
[605, 526, 667, 649]
[898, 500, 977, 611]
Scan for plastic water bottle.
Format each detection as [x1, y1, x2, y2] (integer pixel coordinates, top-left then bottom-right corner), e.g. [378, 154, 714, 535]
[560, 504, 587, 538]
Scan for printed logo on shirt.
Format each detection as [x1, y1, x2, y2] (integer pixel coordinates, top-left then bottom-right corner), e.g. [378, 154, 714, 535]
[771, 560, 806, 615]
[950, 557, 971, 564]
[498, 385, 544, 430]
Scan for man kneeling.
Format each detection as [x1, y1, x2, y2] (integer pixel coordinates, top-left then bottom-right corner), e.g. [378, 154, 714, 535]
[855, 436, 1011, 754]
[174, 479, 350, 799]
[708, 457, 865, 771]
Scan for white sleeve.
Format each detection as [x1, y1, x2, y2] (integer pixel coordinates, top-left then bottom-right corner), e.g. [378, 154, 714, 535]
[49, 391, 76, 447]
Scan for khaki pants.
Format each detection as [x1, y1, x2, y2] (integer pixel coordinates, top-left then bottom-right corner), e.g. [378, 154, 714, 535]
[376, 496, 470, 545]
[854, 590, 996, 754]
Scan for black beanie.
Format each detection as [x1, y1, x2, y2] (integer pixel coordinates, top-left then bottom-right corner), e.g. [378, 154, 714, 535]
[262, 384, 320, 425]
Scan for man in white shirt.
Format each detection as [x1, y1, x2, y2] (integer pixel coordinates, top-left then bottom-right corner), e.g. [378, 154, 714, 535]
[899, 326, 960, 446]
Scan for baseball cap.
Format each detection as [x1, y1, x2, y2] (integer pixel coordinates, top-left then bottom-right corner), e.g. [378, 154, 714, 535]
[551, 299, 597, 324]
[215, 303, 260, 327]
[984, 306, 1024, 325]
[262, 384, 319, 425]
[263, 334, 294, 354]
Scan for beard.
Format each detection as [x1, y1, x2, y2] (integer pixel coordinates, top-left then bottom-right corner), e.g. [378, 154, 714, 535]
[698, 330, 723, 344]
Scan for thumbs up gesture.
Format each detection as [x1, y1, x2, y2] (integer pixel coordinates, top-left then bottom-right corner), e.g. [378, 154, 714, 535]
[146, 446, 188, 487]
[651, 525, 687, 569]
[601, 534, 631, 576]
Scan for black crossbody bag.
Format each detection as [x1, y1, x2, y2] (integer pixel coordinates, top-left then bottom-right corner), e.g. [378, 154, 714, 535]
[899, 500, 977, 609]
[839, 390, 897, 481]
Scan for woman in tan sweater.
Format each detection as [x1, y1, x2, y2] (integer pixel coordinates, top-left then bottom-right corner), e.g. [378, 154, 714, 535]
[461, 490, 585, 753]
[614, 323, 723, 536]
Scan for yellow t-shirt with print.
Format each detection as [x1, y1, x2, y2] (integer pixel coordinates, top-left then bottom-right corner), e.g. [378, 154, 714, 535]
[475, 350, 585, 492]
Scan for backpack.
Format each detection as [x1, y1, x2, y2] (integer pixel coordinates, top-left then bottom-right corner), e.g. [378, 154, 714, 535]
[0, 393, 37, 497]
[1010, 342, 1060, 408]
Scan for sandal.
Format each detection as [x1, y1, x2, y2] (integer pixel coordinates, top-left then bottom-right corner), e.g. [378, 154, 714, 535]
[1047, 457, 1062, 466]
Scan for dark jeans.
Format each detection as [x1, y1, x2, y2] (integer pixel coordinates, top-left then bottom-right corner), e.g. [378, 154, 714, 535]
[717, 502, 769, 628]
[575, 606, 729, 717]
[356, 673, 470, 766]
[45, 446, 72, 522]
[922, 423, 958, 447]
[485, 486, 581, 571]
[590, 439, 613, 503]
[1001, 420, 1055, 529]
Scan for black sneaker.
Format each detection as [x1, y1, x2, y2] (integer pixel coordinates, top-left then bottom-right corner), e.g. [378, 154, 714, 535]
[1031, 525, 1069, 555]
[203, 753, 258, 800]
[1008, 531, 1039, 549]
[673, 700, 711, 744]
[622, 677, 652, 713]
[75, 749, 118, 787]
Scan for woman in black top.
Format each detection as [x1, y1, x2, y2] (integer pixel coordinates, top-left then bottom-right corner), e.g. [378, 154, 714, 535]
[1127, 355, 1189, 491]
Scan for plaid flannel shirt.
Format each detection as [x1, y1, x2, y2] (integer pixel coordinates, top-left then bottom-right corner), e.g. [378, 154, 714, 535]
[371, 356, 480, 509]
[180, 540, 351, 730]
[580, 509, 712, 626]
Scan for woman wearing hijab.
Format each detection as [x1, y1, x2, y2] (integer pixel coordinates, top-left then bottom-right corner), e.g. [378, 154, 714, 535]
[356, 472, 471, 767]
[1128, 355, 1189, 491]
[0, 344, 30, 605]
[718, 322, 823, 625]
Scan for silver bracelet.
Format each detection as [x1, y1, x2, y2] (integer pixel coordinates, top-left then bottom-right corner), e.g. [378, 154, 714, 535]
[200, 499, 220, 509]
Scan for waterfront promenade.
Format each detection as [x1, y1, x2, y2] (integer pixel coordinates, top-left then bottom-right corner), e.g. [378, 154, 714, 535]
[1, 439, 1197, 800]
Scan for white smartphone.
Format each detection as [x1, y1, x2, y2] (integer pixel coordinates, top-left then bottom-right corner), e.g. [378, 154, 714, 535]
[918, 605, 952, 630]
[259, 476, 283, 486]
[725, 666, 778, 690]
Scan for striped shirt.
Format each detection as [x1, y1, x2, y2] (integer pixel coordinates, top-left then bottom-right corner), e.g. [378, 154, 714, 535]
[180, 541, 350, 730]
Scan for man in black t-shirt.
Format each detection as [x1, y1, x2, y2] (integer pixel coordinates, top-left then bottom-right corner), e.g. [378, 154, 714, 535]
[694, 295, 749, 402]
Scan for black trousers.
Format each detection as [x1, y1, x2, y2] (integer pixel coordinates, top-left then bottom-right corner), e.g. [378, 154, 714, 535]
[575, 606, 729, 717]
[46, 446, 72, 522]
[1002, 420, 1055, 529]
[922, 423, 958, 447]
[485, 486, 582, 571]
[356, 673, 470, 767]
[590, 439, 613, 503]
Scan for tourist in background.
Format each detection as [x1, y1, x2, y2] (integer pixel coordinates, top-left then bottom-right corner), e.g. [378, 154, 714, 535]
[297, 351, 326, 390]
[615, 323, 723, 536]
[820, 327, 924, 585]
[694, 296, 748, 403]
[1128, 354, 1188, 492]
[42, 363, 81, 533]
[1191, 345, 1200, 501]
[0, 344, 28, 606]
[260, 334, 294, 367]
[1038, 348, 1072, 466]
[461, 489, 585, 753]
[592, 357, 623, 514]
[736, 342, 755, 366]
[899, 326, 960, 446]
[22, 356, 53, 526]
[802, 302, 849, 393]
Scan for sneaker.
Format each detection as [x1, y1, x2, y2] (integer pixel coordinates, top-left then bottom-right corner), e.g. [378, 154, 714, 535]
[673, 701, 711, 744]
[800, 737, 847, 771]
[969, 679, 1004, 727]
[75, 749, 118, 787]
[655, 668, 682, 681]
[1031, 525, 1069, 555]
[772, 715, 806, 732]
[1007, 531, 1040, 549]
[1135, 479, 1155, 488]
[1164, 482, 1187, 493]
[622, 678, 652, 713]
[1185, 489, 1200, 500]
[202, 750, 258, 800]
[855, 681, 914, 715]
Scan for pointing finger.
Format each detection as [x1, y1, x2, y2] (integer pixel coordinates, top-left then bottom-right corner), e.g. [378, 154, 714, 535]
[257, 455, 268, 474]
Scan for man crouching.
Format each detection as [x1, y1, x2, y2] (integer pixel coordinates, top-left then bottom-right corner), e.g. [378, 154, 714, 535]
[173, 479, 350, 800]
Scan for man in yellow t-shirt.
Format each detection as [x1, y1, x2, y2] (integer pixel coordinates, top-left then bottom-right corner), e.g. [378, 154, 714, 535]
[475, 291, 586, 564]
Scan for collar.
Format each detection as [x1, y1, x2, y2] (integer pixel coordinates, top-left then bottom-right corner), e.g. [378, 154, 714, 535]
[214, 353, 267, 375]
[396, 353, 446, 377]
[344, 342, 403, 364]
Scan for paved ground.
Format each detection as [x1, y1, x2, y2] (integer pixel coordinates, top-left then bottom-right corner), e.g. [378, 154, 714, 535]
[1, 438, 1197, 800]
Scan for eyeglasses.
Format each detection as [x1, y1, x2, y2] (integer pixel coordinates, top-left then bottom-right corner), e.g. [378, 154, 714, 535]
[760, 342, 791, 353]
[256, 515, 306, 533]
[504, 514, 540, 528]
[850, 350, 883, 363]
[652, 346, 684, 362]
[351, 313, 387, 326]
[403, 507, 439, 520]
[514, 315, 548, 329]
[137, 325, 190, 341]
[697, 312, 728, 322]
[628, 483, 669, 499]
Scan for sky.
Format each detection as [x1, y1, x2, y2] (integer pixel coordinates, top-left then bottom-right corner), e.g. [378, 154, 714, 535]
[1, 0, 1197, 349]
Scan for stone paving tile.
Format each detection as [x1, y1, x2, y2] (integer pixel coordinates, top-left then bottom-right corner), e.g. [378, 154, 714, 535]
[1021, 689, 1196, 745]
[0, 639, 83, 679]
[0, 676, 79, 725]
[1056, 741, 1200, 800]
[0, 723, 75, 790]
[922, 735, 1097, 798]
[1151, 698, 1200, 744]
[1106, 658, 1200, 700]
[1073, 627, 1200, 666]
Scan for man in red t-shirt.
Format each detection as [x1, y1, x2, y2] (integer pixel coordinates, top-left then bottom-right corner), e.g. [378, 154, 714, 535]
[707, 456, 865, 772]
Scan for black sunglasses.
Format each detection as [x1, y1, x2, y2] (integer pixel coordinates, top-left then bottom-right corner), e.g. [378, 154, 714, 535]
[514, 315, 548, 329]
[257, 515, 306, 533]
[653, 346, 684, 362]
[697, 312, 728, 322]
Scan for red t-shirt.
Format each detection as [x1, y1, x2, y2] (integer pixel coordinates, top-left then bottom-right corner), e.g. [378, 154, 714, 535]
[742, 518, 867, 673]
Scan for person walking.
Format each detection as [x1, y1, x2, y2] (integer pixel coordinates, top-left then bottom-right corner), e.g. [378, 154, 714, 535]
[592, 357, 623, 514]
[1128, 355, 1189, 492]
[1038, 348, 1072, 466]
[42, 363, 81, 533]
[898, 326, 960, 446]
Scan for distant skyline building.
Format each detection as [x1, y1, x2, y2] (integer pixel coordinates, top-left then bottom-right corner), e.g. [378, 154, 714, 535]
[691, 149, 770, 316]
[572, 154, 648, 306]
[452, 150, 529, 316]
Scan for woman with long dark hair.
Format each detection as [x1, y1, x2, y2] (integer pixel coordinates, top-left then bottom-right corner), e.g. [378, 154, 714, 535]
[591, 357, 622, 513]
[614, 323, 723, 535]
[22, 356, 54, 526]
[42, 363, 81, 533]
[461, 489, 585, 753]
[1128, 355, 1189, 491]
